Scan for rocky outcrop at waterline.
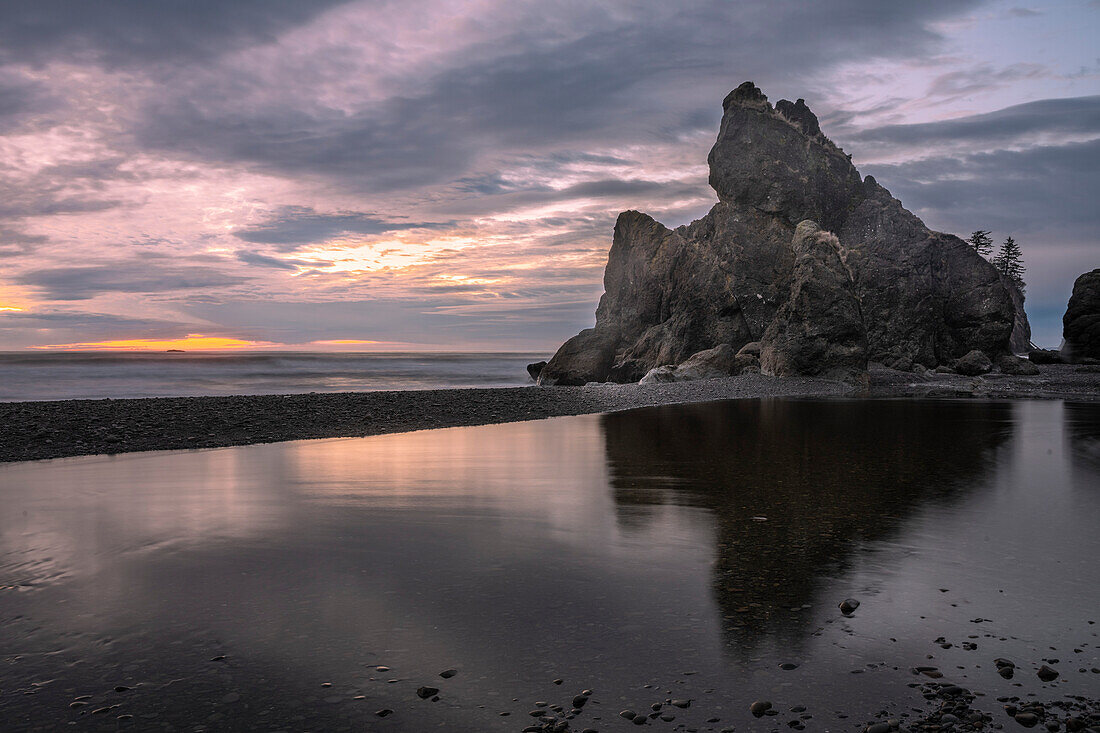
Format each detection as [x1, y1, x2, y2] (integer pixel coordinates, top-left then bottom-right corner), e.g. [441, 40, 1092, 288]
[538, 82, 1016, 385]
[1063, 268, 1100, 363]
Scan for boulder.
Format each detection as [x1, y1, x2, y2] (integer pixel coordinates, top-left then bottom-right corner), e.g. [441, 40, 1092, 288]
[759, 221, 867, 382]
[542, 82, 1015, 384]
[638, 365, 676, 384]
[638, 343, 736, 384]
[669, 343, 736, 380]
[1063, 268, 1100, 362]
[997, 354, 1040, 376]
[1028, 348, 1064, 364]
[955, 350, 992, 376]
[526, 361, 547, 380]
[734, 341, 761, 374]
[537, 327, 617, 385]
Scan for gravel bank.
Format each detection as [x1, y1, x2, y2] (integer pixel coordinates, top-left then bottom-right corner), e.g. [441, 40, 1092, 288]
[2, 365, 1097, 463]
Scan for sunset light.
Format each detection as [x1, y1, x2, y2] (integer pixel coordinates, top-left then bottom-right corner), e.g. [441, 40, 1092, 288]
[0, 4, 1098, 733]
[30, 334, 275, 351]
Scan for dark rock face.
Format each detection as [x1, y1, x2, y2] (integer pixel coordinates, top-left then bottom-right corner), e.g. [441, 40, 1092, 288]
[526, 361, 547, 380]
[1003, 276, 1032, 354]
[760, 221, 867, 382]
[1063, 269, 1100, 362]
[541, 82, 1016, 384]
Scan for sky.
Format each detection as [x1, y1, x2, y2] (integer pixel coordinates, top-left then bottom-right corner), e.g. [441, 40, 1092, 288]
[0, 0, 1097, 351]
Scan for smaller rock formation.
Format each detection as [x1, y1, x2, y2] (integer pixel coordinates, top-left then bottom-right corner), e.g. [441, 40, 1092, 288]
[997, 354, 1040, 376]
[526, 361, 547, 381]
[733, 342, 761, 374]
[1002, 276, 1032, 354]
[759, 221, 867, 382]
[1063, 268, 1100, 363]
[1028, 348, 1064, 364]
[639, 344, 736, 384]
[954, 350, 992, 376]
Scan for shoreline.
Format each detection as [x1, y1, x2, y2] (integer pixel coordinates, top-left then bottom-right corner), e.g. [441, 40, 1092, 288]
[2, 365, 1098, 464]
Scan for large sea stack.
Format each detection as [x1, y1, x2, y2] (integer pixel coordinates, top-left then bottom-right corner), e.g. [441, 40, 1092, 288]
[1063, 268, 1100, 362]
[538, 82, 1016, 385]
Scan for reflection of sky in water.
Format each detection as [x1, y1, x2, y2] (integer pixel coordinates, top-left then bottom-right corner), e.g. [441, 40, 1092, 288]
[0, 399, 1098, 732]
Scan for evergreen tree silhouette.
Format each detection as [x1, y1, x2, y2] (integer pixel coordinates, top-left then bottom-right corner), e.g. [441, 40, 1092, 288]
[992, 236, 1026, 291]
[967, 230, 993, 258]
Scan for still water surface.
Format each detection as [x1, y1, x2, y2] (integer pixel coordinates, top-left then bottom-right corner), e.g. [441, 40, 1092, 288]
[1, 399, 1098, 731]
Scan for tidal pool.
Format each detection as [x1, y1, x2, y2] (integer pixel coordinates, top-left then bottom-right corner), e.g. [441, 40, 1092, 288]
[1, 399, 1098, 732]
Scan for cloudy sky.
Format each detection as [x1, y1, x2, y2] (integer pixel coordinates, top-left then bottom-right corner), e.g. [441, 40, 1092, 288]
[0, 0, 1096, 351]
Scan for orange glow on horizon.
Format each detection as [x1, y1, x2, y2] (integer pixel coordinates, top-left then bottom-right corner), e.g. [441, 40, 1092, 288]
[30, 334, 277, 351]
[0, 305, 24, 312]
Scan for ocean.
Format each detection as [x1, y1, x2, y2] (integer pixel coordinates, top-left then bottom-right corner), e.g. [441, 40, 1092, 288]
[0, 351, 549, 402]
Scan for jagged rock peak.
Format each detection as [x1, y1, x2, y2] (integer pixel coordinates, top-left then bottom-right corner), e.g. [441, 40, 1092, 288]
[722, 80, 769, 110]
[774, 98, 822, 137]
[708, 81, 861, 233]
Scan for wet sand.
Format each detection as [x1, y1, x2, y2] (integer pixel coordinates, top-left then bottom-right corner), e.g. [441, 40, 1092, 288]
[2, 364, 1098, 463]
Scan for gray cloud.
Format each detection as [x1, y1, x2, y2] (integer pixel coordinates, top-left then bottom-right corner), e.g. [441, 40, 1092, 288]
[16, 263, 249, 300]
[865, 138, 1100, 233]
[236, 251, 332, 271]
[848, 95, 1100, 149]
[130, 0, 983, 191]
[0, 226, 49, 258]
[184, 296, 601, 348]
[0, 70, 58, 131]
[0, 0, 352, 68]
[0, 308, 180, 332]
[233, 206, 447, 251]
[926, 63, 1046, 99]
[0, 308, 198, 348]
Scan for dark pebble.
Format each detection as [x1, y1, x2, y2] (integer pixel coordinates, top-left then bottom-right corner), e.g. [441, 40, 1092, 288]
[1014, 712, 1039, 727]
[1036, 665, 1059, 681]
[751, 700, 773, 717]
[439, 668, 457, 679]
[375, 708, 394, 717]
[839, 599, 860, 615]
[416, 686, 439, 699]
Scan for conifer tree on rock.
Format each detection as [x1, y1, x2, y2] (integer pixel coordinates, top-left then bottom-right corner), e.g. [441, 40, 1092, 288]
[993, 236, 1026, 292]
[967, 230, 993, 259]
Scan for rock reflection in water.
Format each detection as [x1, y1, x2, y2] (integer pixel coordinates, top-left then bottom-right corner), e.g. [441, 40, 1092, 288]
[1067, 400, 1100, 471]
[601, 398, 1013, 651]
